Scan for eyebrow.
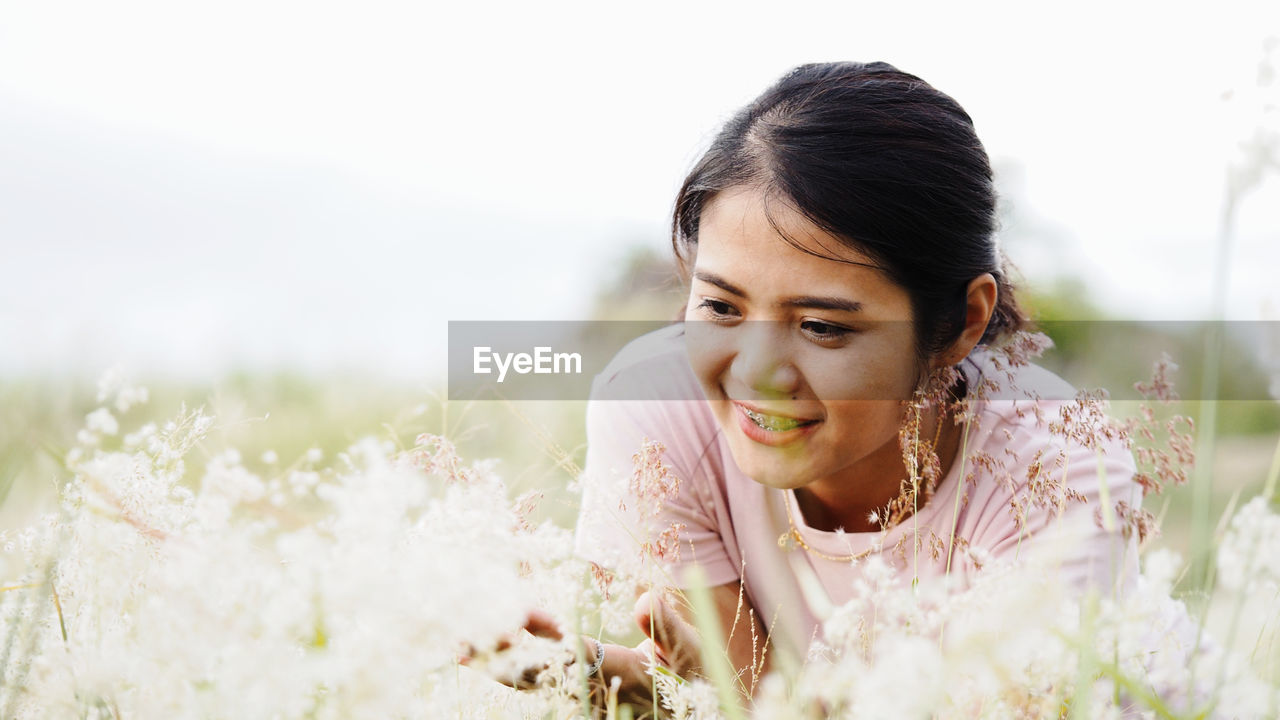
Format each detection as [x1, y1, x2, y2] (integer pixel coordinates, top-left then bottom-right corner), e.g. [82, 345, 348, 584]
[692, 271, 863, 313]
[782, 295, 863, 313]
[692, 271, 747, 298]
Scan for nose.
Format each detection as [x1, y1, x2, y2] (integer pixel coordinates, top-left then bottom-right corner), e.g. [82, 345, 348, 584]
[730, 322, 801, 397]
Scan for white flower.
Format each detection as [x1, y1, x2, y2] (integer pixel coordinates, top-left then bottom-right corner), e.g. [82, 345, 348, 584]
[1218, 497, 1280, 593]
[1142, 548, 1184, 596]
[85, 408, 118, 436]
[655, 673, 723, 720]
[3, 403, 585, 719]
[123, 422, 157, 449]
[10, 389, 1279, 719]
[114, 384, 149, 413]
[95, 366, 149, 412]
[95, 366, 123, 403]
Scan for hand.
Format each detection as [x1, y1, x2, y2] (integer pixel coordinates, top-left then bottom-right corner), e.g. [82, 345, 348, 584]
[631, 588, 704, 678]
[462, 591, 706, 710]
[577, 589, 708, 709]
[634, 582, 769, 704]
[456, 609, 571, 690]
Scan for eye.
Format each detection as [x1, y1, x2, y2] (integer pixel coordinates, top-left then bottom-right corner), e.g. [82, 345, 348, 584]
[694, 297, 740, 320]
[800, 319, 853, 345]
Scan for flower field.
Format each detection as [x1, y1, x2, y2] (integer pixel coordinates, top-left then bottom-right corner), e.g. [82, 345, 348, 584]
[1, 361, 1278, 719]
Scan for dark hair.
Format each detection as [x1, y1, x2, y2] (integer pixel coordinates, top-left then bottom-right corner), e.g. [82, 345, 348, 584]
[672, 61, 1027, 361]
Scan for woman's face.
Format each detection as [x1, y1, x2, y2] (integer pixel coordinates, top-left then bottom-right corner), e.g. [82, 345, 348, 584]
[683, 186, 924, 493]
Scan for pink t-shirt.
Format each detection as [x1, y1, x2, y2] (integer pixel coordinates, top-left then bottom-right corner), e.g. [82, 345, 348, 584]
[574, 324, 1141, 657]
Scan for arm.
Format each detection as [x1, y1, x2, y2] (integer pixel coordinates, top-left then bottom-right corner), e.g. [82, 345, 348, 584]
[502, 581, 767, 710]
[573, 331, 763, 705]
[589, 580, 769, 709]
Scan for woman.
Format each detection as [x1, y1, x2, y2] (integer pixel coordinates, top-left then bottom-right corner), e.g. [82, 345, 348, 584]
[568, 61, 1140, 707]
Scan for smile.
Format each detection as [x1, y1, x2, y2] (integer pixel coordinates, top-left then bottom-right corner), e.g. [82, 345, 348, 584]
[740, 406, 818, 432]
[730, 401, 822, 446]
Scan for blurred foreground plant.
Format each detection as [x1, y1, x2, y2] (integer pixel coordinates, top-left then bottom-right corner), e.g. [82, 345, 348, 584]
[1, 368, 1278, 719]
[0, 379, 607, 719]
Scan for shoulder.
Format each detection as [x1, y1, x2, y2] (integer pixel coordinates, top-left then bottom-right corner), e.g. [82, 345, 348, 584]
[956, 342, 1140, 539]
[960, 342, 1077, 407]
[576, 327, 742, 583]
[590, 323, 705, 402]
[963, 344, 1133, 465]
[971, 343, 1130, 448]
[585, 323, 722, 477]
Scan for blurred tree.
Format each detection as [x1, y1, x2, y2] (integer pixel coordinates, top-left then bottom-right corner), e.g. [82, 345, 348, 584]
[588, 242, 686, 321]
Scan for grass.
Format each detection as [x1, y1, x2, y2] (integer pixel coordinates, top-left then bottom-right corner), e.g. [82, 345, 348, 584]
[0, 372, 590, 533]
[3, 367, 1278, 713]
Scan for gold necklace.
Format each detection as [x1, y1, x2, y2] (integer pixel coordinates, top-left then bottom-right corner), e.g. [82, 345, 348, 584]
[777, 410, 946, 563]
[777, 495, 880, 562]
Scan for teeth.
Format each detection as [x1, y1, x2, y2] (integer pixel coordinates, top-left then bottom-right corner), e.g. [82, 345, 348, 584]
[742, 407, 811, 432]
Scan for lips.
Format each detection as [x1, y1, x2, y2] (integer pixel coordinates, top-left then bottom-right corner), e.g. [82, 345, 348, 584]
[730, 400, 822, 445]
[739, 405, 818, 431]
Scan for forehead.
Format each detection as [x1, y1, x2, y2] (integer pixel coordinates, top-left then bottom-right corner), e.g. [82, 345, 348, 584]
[695, 186, 899, 297]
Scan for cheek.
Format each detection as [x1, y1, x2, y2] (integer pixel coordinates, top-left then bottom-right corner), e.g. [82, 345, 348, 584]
[793, 354, 862, 401]
[795, 353, 910, 403]
[823, 400, 905, 437]
[799, 341, 920, 402]
[683, 325, 731, 389]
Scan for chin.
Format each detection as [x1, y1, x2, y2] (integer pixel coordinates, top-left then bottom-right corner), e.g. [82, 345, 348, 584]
[742, 467, 812, 491]
[722, 434, 820, 490]
[708, 404, 811, 484]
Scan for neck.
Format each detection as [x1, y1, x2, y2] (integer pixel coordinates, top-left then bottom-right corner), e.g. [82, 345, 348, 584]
[793, 405, 963, 534]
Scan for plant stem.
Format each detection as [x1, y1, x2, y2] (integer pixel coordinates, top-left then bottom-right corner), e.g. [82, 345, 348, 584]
[684, 567, 746, 720]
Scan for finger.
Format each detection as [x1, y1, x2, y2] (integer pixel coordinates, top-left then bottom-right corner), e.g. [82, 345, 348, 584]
[523, 609, 564, 640]
[487, 660, 555, 691]
[633, 591, 665, 646]
[600, 642, 672, 708]
[456, 642, 478, 665]
[467, 610, 561, 662]
[513, 662, 550, 691]
[633, 590, 701, 674]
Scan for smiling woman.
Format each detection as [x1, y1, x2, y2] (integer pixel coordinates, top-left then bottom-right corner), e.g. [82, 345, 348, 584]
[570, 61, 1141, 709]
[682, 186, 980, 529]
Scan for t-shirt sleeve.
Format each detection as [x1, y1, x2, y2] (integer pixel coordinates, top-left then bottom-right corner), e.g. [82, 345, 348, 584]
[573, 361, 739, 588]
[974, 427, 1142, 594]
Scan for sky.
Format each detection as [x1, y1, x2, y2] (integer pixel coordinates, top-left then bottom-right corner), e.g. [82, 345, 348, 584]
[1, 0, 1278, 380]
